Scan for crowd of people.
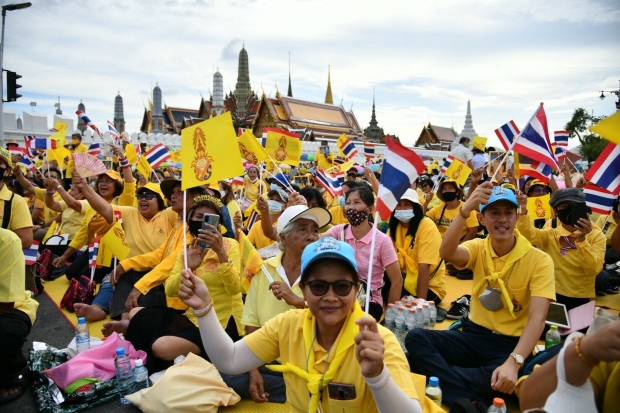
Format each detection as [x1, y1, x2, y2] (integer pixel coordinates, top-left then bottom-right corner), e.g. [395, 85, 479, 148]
[1, 136, 619, 412]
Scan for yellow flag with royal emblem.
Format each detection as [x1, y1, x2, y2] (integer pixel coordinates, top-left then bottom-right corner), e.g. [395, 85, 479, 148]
[445, 157, 472, 187]
[264, 128, 302, 166]
[472, 136, 487, 152]
[239, 231, 265, 293]
[238, 129, 268, 165]
[181, 112, 244, 190]
[101, 221, 131, 260]
[589, 110, 620, 145]
[96, 240, 114, 267]
[137, 155, 153, 178]
[527, 194, 551, 221]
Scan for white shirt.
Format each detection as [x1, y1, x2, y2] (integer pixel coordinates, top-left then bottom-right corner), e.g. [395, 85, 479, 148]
[472, 153, 486, 170]
[451, 144, 473, 164]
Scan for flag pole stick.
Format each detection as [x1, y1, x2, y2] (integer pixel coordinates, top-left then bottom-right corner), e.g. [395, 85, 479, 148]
[90, 234, 97, 284]
[152, 171, 162, 184]
[489, 151, 510, 183]
[364, 211, 380, 316]
[113, 256, 118, 284]
[260, 264, 274, 284]
[266, 155, 296, 192]
[183, 190, 188, 269]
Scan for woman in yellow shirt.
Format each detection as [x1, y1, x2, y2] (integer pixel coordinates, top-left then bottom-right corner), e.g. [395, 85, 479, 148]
[219, 180, 240, 221]
[388, 189, 446, 303]
[177, 238, 422, 413]
[241, 166, 265, 210]
[43, 176, 89, 240]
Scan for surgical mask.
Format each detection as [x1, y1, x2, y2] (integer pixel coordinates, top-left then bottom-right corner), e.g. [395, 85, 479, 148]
[220, 190, 226, 198]
[268, 200, 283, 214]
[188, 219, 203, 237]
[442, 192, 457, 202]
[345, 208, 368, 226]
[270, 183, 280, 191]
[394, 210, 415, 223]
[338, 196, 346, 208]
[556, 208, 571, 225]
[479, 287, 503, 312]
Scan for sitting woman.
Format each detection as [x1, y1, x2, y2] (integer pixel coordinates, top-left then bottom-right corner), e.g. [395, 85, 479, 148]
[177, 238, 422, 413]
[42, 175, 89, 240]
[107, 195, 242, 373]
[388, 189, 446, 304]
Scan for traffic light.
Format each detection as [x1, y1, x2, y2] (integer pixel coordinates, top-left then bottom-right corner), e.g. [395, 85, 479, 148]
[6, 71, 22, 102]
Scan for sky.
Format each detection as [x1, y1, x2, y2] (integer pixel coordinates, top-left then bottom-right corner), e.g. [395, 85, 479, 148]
[2, 0, 619, 149]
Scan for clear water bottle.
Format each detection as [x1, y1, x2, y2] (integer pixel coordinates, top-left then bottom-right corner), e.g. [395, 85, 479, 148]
[425, 376, 442, 407]
[405, 308, 416, 332]
[415, 305, 424, 329]
[133, 358, 149, 391]
[394, 306, 407, 351]
[422, 303, 430, 329]
[76, 317, 90, 353]
[384, 303, 396, 332]
[487, 397, 507, 413]
[114, 348, 135, 404]
[545, 325, 561, 349]
[428, 302, 437, 328]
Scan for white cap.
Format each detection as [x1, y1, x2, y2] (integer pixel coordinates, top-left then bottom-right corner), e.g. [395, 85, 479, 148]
[400, 188, 422, 205]
[135, 359, 143, 367]
[276, 205, 332, 235]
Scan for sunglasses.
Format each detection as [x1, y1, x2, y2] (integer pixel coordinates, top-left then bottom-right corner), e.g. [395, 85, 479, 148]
[530, 188, 549, 195]
[305, 279, 356, 297]
[136, 193, 157, 200]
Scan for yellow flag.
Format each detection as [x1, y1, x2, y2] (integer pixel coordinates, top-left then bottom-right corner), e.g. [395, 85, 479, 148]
[54, 147, 71, 170]
[472, 136, 487, 151]
[338, 161, 354, 172]
[181, 112, 245, 190]
[589, 110, 620, 145]
[125, 143, 139, 165]
[336, 134, 348, 157]
[97, 240, 114, 267]
[238, 129, 269, 165]
[239, 231, 265, 294]
[101, 221, 131, 260]
[445, 158, 472, 187]
[264, 129, 302, 166]
[513, 153, 520, 180]
[137, 155, 153, 178]
[50, 121, 68, 143]
[527, 194, 551, 221]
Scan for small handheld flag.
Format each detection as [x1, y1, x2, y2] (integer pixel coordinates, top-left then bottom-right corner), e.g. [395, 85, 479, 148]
[87, 143, 102, 157]
[107, 121, 120, 142]
[88, 238, 100, 269]
[144, 143, 171, 169]
[364, 142, 375, 159]
[76, 110, 101, 136]
[337, 134, 359, 160]
[314, 170, 344, 197]
[439, 155, 455, 175]
[494, 120, 520, 151]
[33, 138, 57, 150]
[511, 104, 559, 171]
[554, 131, 569, 147]
[17, 156, 37, 173]
[584, 141, 620, 194]
[584, 184, 617, 214]
[23, 241, 39, 265]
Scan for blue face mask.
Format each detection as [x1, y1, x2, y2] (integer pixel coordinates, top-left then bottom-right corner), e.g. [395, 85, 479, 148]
[394, 210, 415, 223]
[268, 200, 283, 214]
[338, 196, 346, 208]
[270, 183, 280, 191]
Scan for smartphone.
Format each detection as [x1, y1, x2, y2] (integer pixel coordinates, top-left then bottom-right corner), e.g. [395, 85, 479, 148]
[327, 383, 356, 401]
[200, 213, 220, 249]
[569, 203, 589, 227]
[545, 302, 570, 329]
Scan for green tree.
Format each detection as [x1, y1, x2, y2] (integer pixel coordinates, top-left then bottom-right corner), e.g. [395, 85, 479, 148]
[564, 108, 606, 163]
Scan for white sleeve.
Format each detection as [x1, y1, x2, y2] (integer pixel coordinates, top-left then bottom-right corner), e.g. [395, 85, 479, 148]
[197, 308, 264, 374]
[364, 366, 423, 413]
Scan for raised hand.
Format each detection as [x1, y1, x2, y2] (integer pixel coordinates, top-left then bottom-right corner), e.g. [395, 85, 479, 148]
[354, 317, 385, 378]
[178, 268, 211, 311]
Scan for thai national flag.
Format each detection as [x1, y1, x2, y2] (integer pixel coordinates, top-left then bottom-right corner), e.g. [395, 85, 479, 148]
[107, 121, 120, 142]
[33, 138, 57, 150]
[585, 141, 620, 194]
[376, 137, 426, 220]
[135, 144, 142, 157]
[230, 176, 244, 186]
[552, 144, 566, 161]
[24, 135, 36, 148]
[440, 155, 455, 175]
[512, 105, 559, 171]
[76, 110, 101, 136]
[88, 238, 100, 269]
[17, 156, 37, 173]
[494, 120, 520, 151]
[364, 142, 375, 159]
[339, 137, 359, 160]
[314, 170, 344, 197]
[518, 153, 552, 182]
[333, 170, 345, 185]
[554, 130, 570, 147]
[584, 184, 617, 214]
[144, 143, 171, 169]
[87, 143, 102, 157]
[9, 146, 30, 158]
[23, 241, 39, 265]
[246, 209, 259, 231]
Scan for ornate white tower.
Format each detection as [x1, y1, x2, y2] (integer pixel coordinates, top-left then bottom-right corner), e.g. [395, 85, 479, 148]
[213, 69, 224, 115]
[152, 83, 164, 133]
[459, 100, 477, 140]
[114, 92, 125, 134]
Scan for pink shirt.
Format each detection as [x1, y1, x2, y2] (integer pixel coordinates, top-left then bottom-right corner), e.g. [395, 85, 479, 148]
[327, 224, 398, 305]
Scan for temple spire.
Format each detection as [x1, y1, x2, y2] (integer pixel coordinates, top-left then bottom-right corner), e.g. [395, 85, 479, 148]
[325, 65, 333, 104]
[369, 88, 378, 126]
[459, 100, 477, 140]
[287, 52, 293, 97]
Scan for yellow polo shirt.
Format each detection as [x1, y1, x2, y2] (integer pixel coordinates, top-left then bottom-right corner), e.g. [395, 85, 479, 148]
[0, 184, 32, 231]
[426, 201, 479, 239]
[241, 252, 302, 328]
[328, 205, 348, 225]
[517, 215, 606, 299]
[244, 309, 417, 413]
[458, 233, 555, 337]
[315, 150, 333, 170]
[33, 187, 61, 222]
[58, 200, 90, 239]
[114, 206, 176, 258]
[247, 218, 276, 249]
[595, 213, 618, 246]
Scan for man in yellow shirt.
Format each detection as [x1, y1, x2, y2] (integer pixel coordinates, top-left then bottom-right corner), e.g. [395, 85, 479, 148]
[315, 140, 333, 170]
[419, 178, 440, 212]
[0, 148, 33, 249]
[427, 159, 439, 175]
[407, 183, 554, 408]
[426, 180, 479, 241]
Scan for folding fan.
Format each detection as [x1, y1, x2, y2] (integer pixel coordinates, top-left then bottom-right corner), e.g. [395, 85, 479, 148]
[72, 152, 108, 178]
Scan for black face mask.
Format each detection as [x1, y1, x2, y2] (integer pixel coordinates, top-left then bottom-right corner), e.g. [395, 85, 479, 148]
[442, 192, 457, 202]
[556, 208, 571, 225]
[188, 220, 203, 237]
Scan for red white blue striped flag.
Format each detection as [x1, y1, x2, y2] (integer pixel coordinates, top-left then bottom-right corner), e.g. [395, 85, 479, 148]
[76, 110, 101, 136]
[87, 143, 102, 157]
[494, 120, 520, 151]
[554, 130, 570, 147]
[314, 169, 344, 197]
[23, 241, 39, 265]
[246, 209, 259, 231]
[107, 121, 120, 142]
[440, 155, 455, 174]
[32, 138, 57, 150]
[512, 105, 559, 171]
[585, 141, 620, 194]
[364, 142, 375, 159]
[584, 184, 617, 214]
[88, 238, 100, 269]
[338, 136, 359, 160]
[17, 156, 37, 172]
[144, 143, 171, 169]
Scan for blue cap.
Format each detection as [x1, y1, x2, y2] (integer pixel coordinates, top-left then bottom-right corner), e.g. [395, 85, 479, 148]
[301, 238, 358, 277]
[116, 348, 125, 356]
[429, 376, 439, 387]
[77, 317, 86, 324]
[480, 186, 519, 213]
[270, 173, 290, 188]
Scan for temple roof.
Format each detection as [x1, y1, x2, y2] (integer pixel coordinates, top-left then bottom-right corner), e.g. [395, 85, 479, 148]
[414, 123, 458, 150]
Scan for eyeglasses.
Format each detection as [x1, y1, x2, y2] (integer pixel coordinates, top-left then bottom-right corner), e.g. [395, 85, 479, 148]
[305, 279, 357, 297]
[530, 188, 549, 195]
[136, 193, 157, 200]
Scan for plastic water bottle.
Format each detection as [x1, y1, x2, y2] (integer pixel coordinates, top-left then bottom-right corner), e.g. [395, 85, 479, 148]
[428, 302, 437, 327]
[415, 305, 424, 329]
[545, 325, 561, 349]
[133, 359, 149, 391]
[422, 303, 430, 329]
[487, 397, 507, 413]
[114, 348, 135, 404]
[76, 317, 90, 353]
[425, 376, 442, 407]
[394, 306, 407, 351]
[405, 308, 416, 332]
[384, 303, 396, 332]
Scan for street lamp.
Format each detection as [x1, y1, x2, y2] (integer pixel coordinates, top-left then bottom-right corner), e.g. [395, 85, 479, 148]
[0, 2, 31, 146]
[598, 80, 620, 111]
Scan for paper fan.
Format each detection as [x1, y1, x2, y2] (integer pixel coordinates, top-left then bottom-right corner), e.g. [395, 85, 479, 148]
[72, 153, 107, 178]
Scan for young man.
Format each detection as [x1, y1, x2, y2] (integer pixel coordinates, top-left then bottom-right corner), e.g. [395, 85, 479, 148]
[315, 140, 333, 170]
[406, 183, 555, 408]
[426, 179, 479, 241]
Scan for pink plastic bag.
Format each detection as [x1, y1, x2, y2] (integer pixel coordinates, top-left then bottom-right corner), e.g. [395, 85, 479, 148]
[43, 332, 147, 391]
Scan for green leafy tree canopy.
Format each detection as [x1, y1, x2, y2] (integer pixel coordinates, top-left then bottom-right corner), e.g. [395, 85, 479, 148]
[563, 108, 607, 163]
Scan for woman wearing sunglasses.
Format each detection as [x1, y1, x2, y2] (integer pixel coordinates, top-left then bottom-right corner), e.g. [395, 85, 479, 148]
[178, 238, 423, 413]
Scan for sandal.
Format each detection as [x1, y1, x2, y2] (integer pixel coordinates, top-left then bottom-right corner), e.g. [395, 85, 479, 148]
[0, 369, 28, 404]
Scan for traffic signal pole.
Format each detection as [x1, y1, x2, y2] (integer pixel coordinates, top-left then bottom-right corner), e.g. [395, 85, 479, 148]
[0, 9, 6, 145]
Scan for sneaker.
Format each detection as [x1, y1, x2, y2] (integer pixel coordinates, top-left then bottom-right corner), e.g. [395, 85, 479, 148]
[605, 263, 618, 271]
[608, 284, 619, 295]
[596, 288, 607, 296]
[447, 295, 470, 319]
[456, 269, 474, 280]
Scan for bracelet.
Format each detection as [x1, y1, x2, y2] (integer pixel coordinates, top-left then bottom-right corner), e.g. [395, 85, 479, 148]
[459, 209, 469, 219]
[119, 158, 130, 168]
[56, 185, 63, 190]
[193, 298, 214, 318]
[574, 336, 598, 367]
[45, 190, 56, 195]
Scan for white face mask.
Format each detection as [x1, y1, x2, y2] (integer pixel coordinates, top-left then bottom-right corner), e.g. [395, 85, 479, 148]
[268, 200, 283, 214]
[394, 210, 415, 223]
[220, 190, 226, 198]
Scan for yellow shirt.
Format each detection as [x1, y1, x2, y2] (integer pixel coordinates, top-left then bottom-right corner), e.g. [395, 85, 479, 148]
[66, 142, 88, 178]
[244, 309, 417, 413]
[0, 184, 32, 231]
[0, 228, 39, 324]
[315, 150, 334, 170]
[241, 252, 302, 328]
[591, 360, 620, 413]
[458, 234, 555, 336]
[427, 162, 438, 174]
[58, 200, 90, 239]
[247, 218, 276, 249]
[390, 218, 446, 300]
[426, 192, 441, 210]
[33, 187, 61, 222]
[595, 213, 618, 247]
[328, 205, 348, 225]
[115, 207, 176, 258]
[517, 215, 606, 299]
[226, 199, 240, 222]
[426, 201, 479, 239]
[243, 177, 265, 203]
[26, 196, 45, 224]
[165, 238, 243, 335]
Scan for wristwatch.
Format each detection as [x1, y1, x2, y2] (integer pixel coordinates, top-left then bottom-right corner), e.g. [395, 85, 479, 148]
[510, 352, 524, 366]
